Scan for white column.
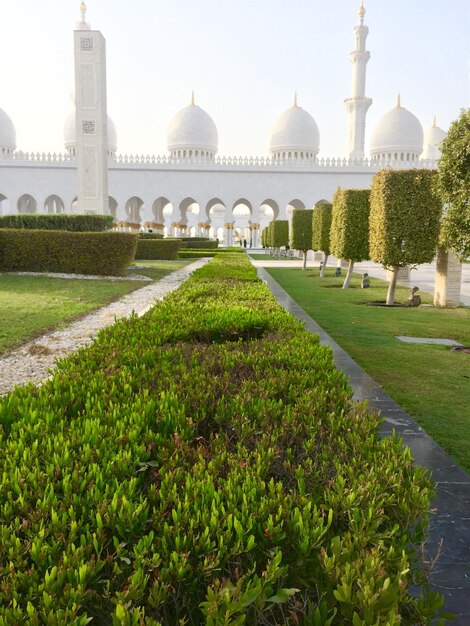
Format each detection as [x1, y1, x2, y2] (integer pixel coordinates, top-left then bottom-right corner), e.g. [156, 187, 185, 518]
[74, 27, 109, 214]
[434, 247, 462, 308]
[344, 3, 372, 160]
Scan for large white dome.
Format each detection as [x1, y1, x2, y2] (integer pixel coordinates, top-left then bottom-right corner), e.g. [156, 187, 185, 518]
[0, 108, 16, 155]
[167, 101, 218, 156]
[270, 102, 320, 158]
[64, 110, 118, 156]
[422, 119, 447, 160]
[370, 97, 423, 160]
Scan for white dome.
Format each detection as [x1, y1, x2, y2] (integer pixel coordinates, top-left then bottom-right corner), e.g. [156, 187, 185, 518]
[370, 97, 423, 159]
[422, 119, 447, 160]
[0, 108, 16, 152]
[64, 110, 118, 155]
[167, 102, 218, 155]
[270, 103, 320, 157]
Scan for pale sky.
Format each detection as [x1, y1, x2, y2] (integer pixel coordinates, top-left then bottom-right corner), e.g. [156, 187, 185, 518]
[1, 0, 468, 158]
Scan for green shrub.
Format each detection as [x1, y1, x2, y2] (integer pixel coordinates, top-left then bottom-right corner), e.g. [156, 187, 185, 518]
[0, 213, 114, 231]
[271, 220, 289, 248]
[0, 254, 443, 623]
[312, 201, 333, 277]
[330, 189, 370, 288]
[0, 229, 137, 276]
[135, 238, 182, 260]
[183, 239, 218, 249]
[291, 209, 314, 269]
[370, 169, 442, 304]
[140, 232, 165, 240]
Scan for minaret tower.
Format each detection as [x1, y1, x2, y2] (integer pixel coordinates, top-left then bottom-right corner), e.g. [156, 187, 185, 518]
[344, 1, 372, 160]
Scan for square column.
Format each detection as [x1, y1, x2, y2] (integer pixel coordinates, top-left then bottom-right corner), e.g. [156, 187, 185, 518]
[434, 247, 462, 308]
[74, 29, 109, 214]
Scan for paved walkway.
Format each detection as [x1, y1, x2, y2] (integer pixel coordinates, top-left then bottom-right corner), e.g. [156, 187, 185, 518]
[257, 266, 470, 624]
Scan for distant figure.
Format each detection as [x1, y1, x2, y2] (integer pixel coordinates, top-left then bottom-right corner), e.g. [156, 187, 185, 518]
[335, 267, 341, 277]
[243, 239, 247, 248]
[361, 272, 370, 288]
[408, 286, 421, 307]
[319, 261, 323, 272]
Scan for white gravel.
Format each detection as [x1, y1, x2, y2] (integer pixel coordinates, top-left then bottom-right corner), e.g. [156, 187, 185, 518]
[0, 259, 209, 396]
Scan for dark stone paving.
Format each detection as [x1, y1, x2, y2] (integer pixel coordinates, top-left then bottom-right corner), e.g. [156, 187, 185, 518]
[258, 267, 470, 625]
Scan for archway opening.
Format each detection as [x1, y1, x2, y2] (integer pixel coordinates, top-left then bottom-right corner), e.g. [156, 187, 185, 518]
[44, 195, 65, 214]
[17, 194, 37, 214]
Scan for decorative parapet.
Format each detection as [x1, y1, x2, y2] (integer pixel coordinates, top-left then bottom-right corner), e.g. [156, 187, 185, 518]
[3, 150, 438, 171]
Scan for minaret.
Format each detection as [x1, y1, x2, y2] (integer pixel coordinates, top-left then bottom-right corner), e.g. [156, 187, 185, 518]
[344, 1, 372, 160]
[74, 2, 110, 214]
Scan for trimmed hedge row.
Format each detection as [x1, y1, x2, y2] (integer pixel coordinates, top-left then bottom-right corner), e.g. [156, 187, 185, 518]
[0, 213, 114, 231]
[182, 238, 218, 249]
[140, 233, 165, 240]
[0, 255, 443, 624]
[135, 239, 182, 260]
[0, 229, 138, 276]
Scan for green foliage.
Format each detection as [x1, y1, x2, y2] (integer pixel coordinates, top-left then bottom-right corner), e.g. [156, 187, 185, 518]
[182, 239, 218, 249]
[312, 201, 333, 255]
[271, 220, 289, 247]
[330, 189, 370, 262]
[178, 248, 243, 259]
[139, 232, 164, 240]
[0, 254, 443, 623]
[435, 108, 470, 260]
[370, 169, 442, 267]
[0, 229, 138, 276]
[0, 213, 114, 231]
[135, 239, 182, 260]
[291, 209, 314, 251]
[261, 227, 268, 248]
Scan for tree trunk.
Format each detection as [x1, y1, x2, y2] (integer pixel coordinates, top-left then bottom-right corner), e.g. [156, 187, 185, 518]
[386, 266, 399, 305]
[302, 250, 307, 270]
[342, 260, 355, 289]
[320, 253, 328, 278]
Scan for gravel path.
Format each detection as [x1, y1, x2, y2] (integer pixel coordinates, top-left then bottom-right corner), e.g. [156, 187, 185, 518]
[0, 259, 208, 395]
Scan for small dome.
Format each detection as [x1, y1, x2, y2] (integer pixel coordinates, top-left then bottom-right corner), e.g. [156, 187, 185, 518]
[64, 110, 118, 156]
[0, 108, 16, 154]
[269, 100, 320, 158]
[370, 96, 423, 160]
[167, 100, 218, 156]
[422, 118, 447, 160]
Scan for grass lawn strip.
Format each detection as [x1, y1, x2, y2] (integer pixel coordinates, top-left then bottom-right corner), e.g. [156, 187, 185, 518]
[0, 260, 191, 354]
[267, 267, 470, 472]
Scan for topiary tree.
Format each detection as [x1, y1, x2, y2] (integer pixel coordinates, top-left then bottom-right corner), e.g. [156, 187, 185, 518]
[435, 108, 470, 260]
[261, 226, 268, 249]
[271, 220, 289, 258]
[330, 188, 371, 288]
[312, 201, 332, 277]
[370, 169, 442, 305]
[291, 208, 314, 270]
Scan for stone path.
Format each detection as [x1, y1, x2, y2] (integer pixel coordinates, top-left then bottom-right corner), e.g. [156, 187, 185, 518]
[257, 266, 470, 625]
[0, 259, 208, 395]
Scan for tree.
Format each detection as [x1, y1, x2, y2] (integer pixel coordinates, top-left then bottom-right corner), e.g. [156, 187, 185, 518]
[435, 108, 470, 260]
[370, 169, 442, 305]
[271, 220, 289, 258]
[261, 226, 268, 248]
[312, 201, 332, 278]
[330, 188, 370, 288]
[291, 209, 313, 270]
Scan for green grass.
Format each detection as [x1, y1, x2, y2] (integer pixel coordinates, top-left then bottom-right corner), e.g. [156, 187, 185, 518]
[267, 267, 470, 472]
[0, 260, 192, 354]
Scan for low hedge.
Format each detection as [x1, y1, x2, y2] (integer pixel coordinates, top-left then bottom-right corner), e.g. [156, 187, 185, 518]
[140, 233, 165, 240]
[183, 238, 219, 249]
[135, 238, 182, 260]
[0, 254, 444, 624]
[0, 229, 137, 276]
[0, 213, 114, 231]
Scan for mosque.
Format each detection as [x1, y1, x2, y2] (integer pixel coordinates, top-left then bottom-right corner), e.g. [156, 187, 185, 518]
[0, 2, 448, 246]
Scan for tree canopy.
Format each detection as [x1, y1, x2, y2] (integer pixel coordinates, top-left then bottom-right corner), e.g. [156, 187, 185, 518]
[435, 108, 470, 260]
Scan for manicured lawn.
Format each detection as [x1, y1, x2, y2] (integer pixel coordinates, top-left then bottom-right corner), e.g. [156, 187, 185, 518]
[267, 267, 470, 472]
[0, 260, 192, 354]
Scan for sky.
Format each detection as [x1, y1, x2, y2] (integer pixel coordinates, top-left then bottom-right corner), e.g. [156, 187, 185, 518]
[1, 0, 469, 158]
